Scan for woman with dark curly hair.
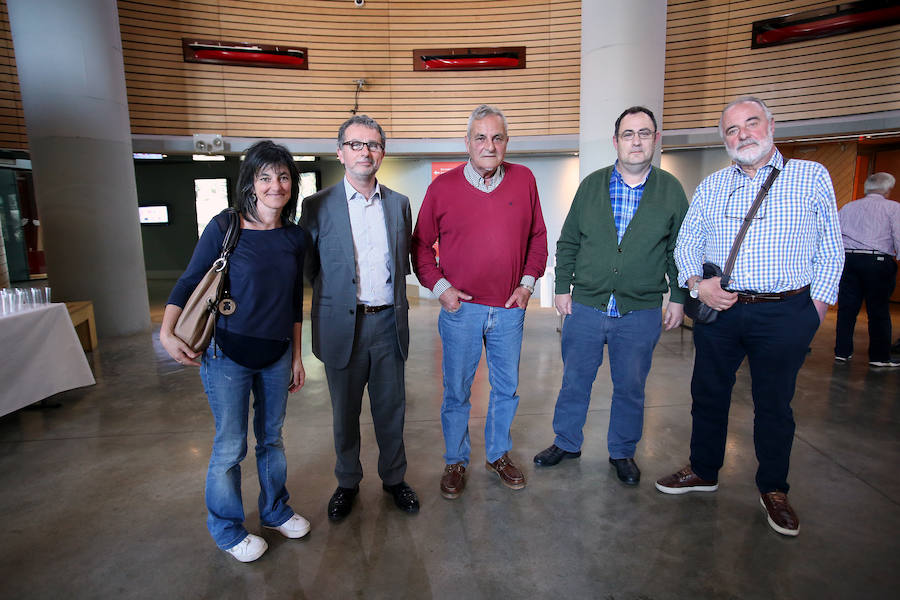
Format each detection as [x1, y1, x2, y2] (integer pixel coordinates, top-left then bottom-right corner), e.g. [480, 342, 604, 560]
[160, 140, 309, 562]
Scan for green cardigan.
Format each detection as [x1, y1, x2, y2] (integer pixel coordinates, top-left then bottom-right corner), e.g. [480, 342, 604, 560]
[554, 165, 689, 313]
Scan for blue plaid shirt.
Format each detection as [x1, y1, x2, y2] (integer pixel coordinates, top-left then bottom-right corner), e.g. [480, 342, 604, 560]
[606, 163, 649, 316]
[675, 149, 844, 304]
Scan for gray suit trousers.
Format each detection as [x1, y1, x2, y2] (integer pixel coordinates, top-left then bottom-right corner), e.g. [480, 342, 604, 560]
[324, 307, 407, 488]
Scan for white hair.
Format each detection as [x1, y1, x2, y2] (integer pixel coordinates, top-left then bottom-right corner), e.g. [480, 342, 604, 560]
[467, 104, 508, 137]
[718, 96, 774, 138]
[864, 172, 895, 195]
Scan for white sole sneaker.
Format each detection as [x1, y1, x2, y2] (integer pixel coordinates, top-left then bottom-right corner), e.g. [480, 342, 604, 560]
[225, 533, 268, 562]
[869, 360, 900, 367]
[264, 513, 310, 539]
[654, 481, 719, 494]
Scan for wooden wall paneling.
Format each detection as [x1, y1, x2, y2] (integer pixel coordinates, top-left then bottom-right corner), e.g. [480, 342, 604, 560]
[118, 0, 581, 140]
[664, 1, 900, 130]
[780, 140, 858, 208]
[0, 0, 24, 150]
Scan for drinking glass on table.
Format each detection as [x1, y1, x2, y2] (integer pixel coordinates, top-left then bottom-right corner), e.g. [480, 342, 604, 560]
[14, 289, 26, 312]
[43, 287, 52, 304]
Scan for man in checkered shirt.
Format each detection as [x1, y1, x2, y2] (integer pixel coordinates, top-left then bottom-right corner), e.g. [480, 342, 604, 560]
[655, 97, 844, 537]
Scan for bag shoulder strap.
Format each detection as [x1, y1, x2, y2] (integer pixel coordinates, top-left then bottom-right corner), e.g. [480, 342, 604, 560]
[219, 208, 241, 260]
[721, 160, 786, 278]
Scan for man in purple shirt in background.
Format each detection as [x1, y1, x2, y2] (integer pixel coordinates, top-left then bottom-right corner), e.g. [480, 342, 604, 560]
[834, 172, 900, 368]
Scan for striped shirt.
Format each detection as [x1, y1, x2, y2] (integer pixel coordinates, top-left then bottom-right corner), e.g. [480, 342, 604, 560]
[839, 193, 900, 259]
[606, 164, 650, 316]
[675, 149, 844, 304]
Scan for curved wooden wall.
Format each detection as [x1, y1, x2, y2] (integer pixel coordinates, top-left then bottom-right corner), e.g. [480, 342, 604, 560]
[0, 1, 25, 150]
[665, 0, 900, 130]
[0, 1, 897, 150]
[117, 0, 581, 140]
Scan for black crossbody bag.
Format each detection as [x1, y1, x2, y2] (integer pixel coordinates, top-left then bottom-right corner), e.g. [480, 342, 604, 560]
[684, 163, 785, 324]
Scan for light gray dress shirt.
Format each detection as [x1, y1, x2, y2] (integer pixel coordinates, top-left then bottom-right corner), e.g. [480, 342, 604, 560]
[343, 178, 393, 306]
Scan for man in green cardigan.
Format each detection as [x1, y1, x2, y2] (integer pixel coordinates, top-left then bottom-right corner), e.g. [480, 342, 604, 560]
[533, 106, 688, 486]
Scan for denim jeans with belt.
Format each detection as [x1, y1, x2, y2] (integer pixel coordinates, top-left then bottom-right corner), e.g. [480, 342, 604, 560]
[438, 301, 525, 465]
[551, 302, 661, 458]
[200, 343, 295, 550]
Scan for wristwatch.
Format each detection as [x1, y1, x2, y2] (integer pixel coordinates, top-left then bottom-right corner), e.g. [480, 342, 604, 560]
[689, 280, 701, 299]
[520, 282, 535, 294]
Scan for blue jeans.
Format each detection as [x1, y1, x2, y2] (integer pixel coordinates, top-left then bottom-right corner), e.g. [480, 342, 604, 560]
[552, 302, 661, 458]
[438, 302, 525, 465]
[200, 343, 295, 549]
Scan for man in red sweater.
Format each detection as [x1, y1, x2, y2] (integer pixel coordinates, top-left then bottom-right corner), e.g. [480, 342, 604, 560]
[412, 104, 548, 499]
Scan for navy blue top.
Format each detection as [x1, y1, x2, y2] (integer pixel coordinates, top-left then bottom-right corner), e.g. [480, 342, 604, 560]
[168, 211, 306, 342]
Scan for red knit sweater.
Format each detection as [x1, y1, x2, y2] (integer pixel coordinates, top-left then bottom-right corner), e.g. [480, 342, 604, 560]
[412, 163, 548, 307]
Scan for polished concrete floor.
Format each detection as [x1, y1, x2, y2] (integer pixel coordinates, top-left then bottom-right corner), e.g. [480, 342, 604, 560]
[1, 295, 898, 599]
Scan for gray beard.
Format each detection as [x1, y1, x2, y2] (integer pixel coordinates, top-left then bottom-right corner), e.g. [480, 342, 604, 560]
[727, 136, 774, 166]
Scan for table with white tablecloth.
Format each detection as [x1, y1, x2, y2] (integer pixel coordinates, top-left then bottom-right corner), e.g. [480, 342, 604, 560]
[0, 303, 96, 416]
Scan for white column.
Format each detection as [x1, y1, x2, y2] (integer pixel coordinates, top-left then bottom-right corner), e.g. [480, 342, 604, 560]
[580, 0, 669, 180]
[7, 0, 150, 336]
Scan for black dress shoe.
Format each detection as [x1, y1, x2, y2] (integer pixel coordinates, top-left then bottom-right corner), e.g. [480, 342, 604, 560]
[382, 481, 420, 514]
[533, 444, 582, 466]
[327, 485, 359, 521]
[609, 457, 640, 486]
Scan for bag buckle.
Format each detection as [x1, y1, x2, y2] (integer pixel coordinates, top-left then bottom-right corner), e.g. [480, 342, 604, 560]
[212, 257, 227, 272]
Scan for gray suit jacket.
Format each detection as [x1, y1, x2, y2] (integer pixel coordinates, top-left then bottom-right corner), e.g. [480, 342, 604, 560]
[300, 181, 412, 370]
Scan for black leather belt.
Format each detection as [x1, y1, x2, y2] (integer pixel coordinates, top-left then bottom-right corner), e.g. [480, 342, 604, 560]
[846, 249, 891, 258]
[358, 304, 392, 314]
[734, 285, 810, 304]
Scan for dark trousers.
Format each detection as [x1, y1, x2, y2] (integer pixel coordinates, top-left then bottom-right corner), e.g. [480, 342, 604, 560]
[689, 291, 820, 494]
[324, 307, 407, 488]
[835, 253, 898, 362]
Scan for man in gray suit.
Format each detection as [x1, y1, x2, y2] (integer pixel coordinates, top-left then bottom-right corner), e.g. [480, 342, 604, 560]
[301, 115, 418, 520]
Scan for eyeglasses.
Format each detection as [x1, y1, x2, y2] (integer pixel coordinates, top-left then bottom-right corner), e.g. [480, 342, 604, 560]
[342, 140, 384, 152]
[725, 181, 767, 221]
[619, 129, 655, 141]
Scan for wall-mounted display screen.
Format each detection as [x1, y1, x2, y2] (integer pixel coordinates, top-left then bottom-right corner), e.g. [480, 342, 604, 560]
[139, 205, 169, 224]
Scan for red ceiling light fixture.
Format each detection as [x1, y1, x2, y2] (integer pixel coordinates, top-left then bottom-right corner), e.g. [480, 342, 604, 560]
[182, 39, 308, 69]
[413, 47, 526, 71]
[751, 0, 900, 49]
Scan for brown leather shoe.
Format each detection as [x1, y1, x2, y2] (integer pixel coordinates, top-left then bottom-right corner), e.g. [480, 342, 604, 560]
[760, 491, 799, 536]
[440, 463, 466, 499]
[485, 453, 526, 490]
[655, 465, 718, 494]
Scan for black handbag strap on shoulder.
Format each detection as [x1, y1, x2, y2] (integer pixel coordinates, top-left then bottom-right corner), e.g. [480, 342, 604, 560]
[219, 208, 241, 261]
[721, 160, 787, 282]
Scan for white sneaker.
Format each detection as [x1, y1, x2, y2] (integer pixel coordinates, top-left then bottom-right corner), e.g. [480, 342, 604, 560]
[224, 533, 268, 563]
[869, 359, 900, 367]
[264, 513, 310, 539]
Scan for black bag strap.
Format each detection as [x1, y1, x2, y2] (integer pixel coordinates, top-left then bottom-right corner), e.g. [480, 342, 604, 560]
[220, 208, 241, 260]
[721, 161, 786, 283]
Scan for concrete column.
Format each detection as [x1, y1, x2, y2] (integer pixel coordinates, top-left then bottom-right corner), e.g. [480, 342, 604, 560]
[7, 0, 150, 336]
[579, 0, 669, 180]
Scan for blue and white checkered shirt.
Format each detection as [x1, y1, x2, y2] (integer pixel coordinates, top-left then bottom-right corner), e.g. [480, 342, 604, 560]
[674, 149, 844, 304]
[605, 163, 649, 316]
